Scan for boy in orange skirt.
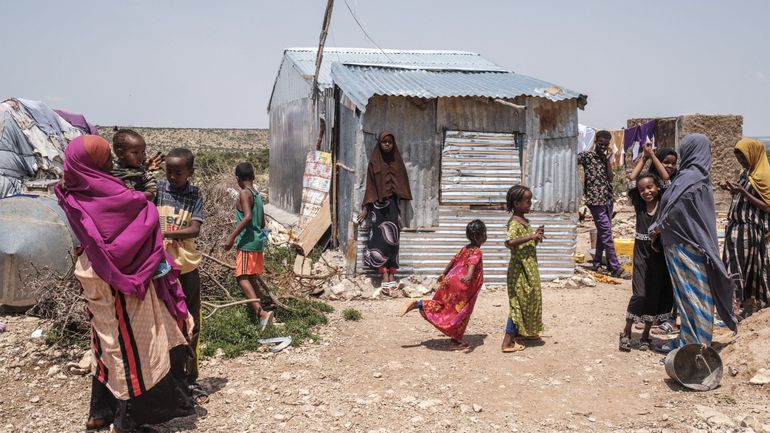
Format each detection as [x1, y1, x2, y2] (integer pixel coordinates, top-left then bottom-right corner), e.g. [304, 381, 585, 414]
[225, 162, 273, 330]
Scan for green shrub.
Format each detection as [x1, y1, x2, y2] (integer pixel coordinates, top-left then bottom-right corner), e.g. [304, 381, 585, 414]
[200, 295, 333, 359]
[264, 245, 297, 275]
[342, 307, 362, 321]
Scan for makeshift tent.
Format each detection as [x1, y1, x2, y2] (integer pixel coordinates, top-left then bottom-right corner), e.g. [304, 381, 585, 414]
[0, 98, 91, 198]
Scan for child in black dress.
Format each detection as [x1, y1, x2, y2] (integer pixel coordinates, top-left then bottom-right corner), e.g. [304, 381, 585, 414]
[619, 144, 674, 351]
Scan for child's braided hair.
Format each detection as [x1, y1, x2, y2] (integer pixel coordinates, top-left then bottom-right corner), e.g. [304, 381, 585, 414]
[465, 219, 487, 246]
[506, 184, 531, 213]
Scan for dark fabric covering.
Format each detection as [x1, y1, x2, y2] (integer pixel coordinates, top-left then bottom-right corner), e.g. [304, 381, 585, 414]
[626, 200, 674, 322]
[362, 131, 412, 206]
[363, 196, 401, 270]
[649, 133, 738, 332]
[89, 346, 194, 431]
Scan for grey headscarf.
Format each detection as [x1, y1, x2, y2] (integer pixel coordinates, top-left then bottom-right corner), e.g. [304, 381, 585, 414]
[649, 133, 737, 332]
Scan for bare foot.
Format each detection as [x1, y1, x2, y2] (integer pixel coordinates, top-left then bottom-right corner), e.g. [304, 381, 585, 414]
[399, 300, 418, 317]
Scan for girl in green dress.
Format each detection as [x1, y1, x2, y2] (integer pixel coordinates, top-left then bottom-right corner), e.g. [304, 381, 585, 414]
[502, 185, 545, 353]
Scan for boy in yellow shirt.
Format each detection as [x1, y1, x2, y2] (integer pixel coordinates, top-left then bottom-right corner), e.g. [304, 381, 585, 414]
[154, 147, 207, 404]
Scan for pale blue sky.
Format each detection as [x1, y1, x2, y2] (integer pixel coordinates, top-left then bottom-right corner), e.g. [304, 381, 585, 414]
[1, 1, 768, 135]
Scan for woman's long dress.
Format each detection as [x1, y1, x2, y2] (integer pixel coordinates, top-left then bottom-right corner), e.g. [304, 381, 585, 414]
[362, 196, 401, 271]
[77, 255, 194, 431]
[723, 175, 770, 306]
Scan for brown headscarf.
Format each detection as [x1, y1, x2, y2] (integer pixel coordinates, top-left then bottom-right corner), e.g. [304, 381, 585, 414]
[362, 131, 412, 206]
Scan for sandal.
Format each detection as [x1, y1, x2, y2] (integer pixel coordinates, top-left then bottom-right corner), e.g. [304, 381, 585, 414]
[448, 340, 469, 351]
[740, 303, 754, 320]
[259, 311, 274, 331]
[610, 268, 631, 279]
[501, 341, 525, 353]
[651, 321, 678, 335]
[618, 332, 632, 352]
[190, 382, 210, 405]
[639, 338, 652, 351]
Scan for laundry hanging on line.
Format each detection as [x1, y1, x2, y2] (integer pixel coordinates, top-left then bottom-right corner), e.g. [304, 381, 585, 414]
[623, 119, 656, 161]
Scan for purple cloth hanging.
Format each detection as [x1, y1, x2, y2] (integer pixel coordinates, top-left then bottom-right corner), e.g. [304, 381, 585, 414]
[54, 109, 97, 135]
[623, 125, 640, 151]
[638, 119, 656, 146]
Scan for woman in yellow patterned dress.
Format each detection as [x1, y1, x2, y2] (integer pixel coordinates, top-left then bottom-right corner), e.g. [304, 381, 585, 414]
[502, 185, 545, 353]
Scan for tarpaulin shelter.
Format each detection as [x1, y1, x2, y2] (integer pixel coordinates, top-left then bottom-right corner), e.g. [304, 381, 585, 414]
[0, 98, 89, 198]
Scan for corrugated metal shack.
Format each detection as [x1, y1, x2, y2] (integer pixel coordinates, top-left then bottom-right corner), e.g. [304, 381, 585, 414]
[268, 48, 587, 283]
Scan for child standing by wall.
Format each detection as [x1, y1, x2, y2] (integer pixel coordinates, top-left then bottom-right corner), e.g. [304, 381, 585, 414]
[619, 144, 674, 351]
[111, 128, 162, 201]
[154, 147, 207, 404]
[400, 220, 486, 351]
[577, 130, 628, 278]
[224, 162, 273, 329]
[502, 185, 544, 353]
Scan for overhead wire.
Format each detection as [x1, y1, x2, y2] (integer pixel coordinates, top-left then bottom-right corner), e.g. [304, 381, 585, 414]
[342, 0, 394, 62]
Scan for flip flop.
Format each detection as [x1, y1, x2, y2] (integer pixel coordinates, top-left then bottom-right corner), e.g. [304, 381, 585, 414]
[260, 311, 274, 331]
[651, 321, 678, 335]
[258, 336, 293, 353]
[501, 342, 525, 353]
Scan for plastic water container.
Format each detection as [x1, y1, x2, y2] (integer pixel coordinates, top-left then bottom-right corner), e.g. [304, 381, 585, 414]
[0, 195, 76, 307]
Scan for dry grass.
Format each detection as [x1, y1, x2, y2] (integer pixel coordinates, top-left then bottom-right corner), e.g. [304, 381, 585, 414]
[24, 265, 88, 349]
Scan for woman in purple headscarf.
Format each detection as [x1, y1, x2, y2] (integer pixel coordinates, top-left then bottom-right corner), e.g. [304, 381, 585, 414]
[55, 135, 194, 432]
[649, 134, 738, 353]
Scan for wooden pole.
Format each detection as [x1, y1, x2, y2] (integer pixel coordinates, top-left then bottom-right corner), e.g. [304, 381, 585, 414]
[310, 0, 334, 101]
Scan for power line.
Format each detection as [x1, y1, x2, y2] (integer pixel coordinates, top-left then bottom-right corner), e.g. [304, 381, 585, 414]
[342, 0, 394, 62]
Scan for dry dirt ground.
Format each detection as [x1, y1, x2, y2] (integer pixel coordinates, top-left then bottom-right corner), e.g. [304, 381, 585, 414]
[2, 280, 770, 433]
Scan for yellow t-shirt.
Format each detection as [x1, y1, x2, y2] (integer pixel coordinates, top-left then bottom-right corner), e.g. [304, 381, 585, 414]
[154, 180, 203, 274]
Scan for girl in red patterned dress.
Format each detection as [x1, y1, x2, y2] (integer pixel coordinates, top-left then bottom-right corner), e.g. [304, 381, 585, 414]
[400, 220, 486, 350]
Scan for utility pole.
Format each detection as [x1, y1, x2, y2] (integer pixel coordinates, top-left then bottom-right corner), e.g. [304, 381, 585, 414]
[311, 0, 334, 101]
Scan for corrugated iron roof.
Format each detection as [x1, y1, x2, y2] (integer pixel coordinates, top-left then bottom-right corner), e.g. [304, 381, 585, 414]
[283, 47, 508, 89]
[331, 63, 583, 112]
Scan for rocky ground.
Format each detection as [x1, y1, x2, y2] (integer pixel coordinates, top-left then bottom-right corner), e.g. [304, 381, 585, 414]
[2, 282, 770, 433]
[2, 213, 770, 433]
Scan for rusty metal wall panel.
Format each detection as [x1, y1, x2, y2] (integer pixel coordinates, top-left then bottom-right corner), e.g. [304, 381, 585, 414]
[524, 97, 579, 213]
[355, 208, 576, 283]
[268, 98, 314, 214]
[440, 131, 521, 204]
[436, 97, 526, 133]
[361, 96, 440, 228]
[335, 101, 360, 255]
